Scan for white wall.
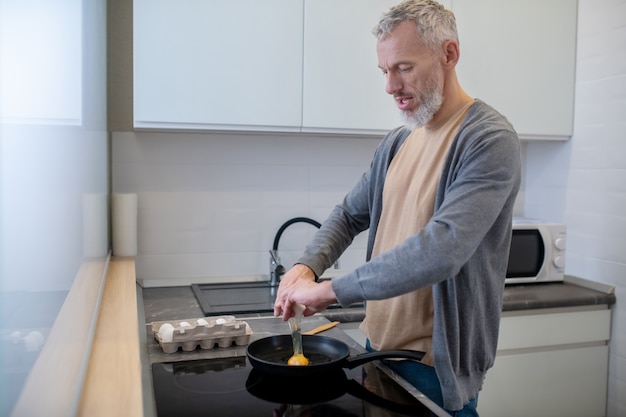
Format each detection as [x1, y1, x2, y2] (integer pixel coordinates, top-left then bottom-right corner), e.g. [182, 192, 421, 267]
[568, 1, 625, 415]
[523, 1, 626, 415]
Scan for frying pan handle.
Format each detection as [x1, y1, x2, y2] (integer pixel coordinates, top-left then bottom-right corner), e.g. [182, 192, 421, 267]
[345, 349, 425, 369]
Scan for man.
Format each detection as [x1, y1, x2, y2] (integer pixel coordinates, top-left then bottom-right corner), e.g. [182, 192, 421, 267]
[273, 1, 521, 415]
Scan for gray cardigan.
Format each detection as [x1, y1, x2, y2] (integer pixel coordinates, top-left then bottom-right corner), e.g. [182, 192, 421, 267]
[297, 100, 521, 410]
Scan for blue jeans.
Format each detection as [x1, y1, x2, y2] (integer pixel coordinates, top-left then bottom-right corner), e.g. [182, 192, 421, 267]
[366, 340, 479, 417]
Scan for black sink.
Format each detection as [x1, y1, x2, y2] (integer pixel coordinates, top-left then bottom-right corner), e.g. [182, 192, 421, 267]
[191, 282, 276, 315]
[191, 282, 360, 316]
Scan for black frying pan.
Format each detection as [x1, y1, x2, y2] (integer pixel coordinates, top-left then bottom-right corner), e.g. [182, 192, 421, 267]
[246, 334, 425, 377]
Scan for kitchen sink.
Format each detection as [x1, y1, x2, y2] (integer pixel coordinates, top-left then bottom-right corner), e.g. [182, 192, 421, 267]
[191, 282, 361, 316]
[191, 282, 276, 315]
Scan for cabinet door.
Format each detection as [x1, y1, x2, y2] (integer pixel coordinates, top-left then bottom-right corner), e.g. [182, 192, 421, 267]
[479, 346, 609, 417]
[134, 0, 304, 130]
[452, 0, 577, 140]
[302, 0, 404, 133]
[478, 308, 611, 417]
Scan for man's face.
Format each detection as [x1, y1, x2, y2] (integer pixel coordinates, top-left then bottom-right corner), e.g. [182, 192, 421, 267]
[376, 21, 444, 130]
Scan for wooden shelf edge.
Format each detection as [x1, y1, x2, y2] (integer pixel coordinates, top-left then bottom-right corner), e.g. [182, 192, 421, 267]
[78, 256, 143, 417]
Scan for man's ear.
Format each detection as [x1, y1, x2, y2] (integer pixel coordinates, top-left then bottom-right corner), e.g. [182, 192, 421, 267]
[442, 39, 460, 67]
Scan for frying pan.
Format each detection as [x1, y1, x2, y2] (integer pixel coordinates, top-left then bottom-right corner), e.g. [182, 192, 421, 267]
[246, 334, 425, 377]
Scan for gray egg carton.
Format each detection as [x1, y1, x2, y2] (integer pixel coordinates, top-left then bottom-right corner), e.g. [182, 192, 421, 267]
[150, 316, 252, 354]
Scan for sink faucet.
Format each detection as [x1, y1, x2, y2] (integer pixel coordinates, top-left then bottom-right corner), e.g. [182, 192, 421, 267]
[269, 249, 286, 287]
[269, 217, 327, 288]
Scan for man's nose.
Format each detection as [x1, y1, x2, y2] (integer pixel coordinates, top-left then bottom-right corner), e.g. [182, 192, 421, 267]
[385, 72, 401, 95]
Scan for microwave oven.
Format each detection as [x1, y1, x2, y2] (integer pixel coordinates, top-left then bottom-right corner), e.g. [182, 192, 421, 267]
[506, 219, 566, 284]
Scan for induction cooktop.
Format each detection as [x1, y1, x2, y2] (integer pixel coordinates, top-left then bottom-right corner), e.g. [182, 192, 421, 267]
[151, 356, 434, 417]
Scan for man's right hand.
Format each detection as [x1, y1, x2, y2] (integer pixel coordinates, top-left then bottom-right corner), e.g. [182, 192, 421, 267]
[273, 263, 339, 320]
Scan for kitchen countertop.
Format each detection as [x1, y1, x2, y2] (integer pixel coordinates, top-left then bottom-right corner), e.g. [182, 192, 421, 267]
[142, 275, 616, 324]
[501, 276, 615, 311]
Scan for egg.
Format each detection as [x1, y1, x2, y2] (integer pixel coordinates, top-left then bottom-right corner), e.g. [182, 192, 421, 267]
[215, 318, 227, 325]
[196, 319, 209, 326]
[158, 323, 175, 343]
[178, 321, 192, 334]
[287, 354, 310, 366]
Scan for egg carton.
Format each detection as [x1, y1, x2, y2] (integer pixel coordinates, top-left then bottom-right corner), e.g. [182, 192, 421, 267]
[151, 316, 252, 354]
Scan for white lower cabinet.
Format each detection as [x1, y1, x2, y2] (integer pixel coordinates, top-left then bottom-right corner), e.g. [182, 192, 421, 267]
[478, 308, 611, 417]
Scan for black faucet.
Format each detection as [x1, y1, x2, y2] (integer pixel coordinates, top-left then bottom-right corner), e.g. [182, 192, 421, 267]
[269, 217, 322, 288]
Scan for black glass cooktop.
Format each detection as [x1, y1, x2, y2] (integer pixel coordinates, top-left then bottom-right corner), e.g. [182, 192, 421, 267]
[151, 356, 433, 417]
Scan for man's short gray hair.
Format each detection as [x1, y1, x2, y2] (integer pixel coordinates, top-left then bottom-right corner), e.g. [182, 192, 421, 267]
[373, 0, 458, 53]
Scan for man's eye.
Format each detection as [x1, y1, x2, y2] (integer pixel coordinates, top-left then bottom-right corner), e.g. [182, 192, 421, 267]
[398, 66, 412, 73]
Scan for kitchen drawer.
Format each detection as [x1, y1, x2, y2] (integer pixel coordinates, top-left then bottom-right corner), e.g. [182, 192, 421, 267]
[497, 308, 611, 351]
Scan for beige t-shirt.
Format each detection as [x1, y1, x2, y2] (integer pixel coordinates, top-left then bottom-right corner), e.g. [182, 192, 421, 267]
[360, 100, 474, 366]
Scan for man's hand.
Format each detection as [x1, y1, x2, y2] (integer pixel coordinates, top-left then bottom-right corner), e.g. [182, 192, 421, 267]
[273, 264, 338, 320]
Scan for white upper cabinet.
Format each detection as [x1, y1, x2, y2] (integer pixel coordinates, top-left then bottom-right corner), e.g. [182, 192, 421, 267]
[133, 0, 576, 139]
[301, 0, 403, 133]
[451, 0, 577, 140]
[133, 0, 304, 131]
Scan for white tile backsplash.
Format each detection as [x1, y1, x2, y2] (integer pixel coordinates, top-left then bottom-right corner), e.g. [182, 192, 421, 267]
[113, 131, 382, 284]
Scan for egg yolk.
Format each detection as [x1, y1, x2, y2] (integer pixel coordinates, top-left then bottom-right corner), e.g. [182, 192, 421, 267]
[287, 353, 310, 366]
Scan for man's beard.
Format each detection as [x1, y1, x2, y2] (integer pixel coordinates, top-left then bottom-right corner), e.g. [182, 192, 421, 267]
[400, 74, 444, 130]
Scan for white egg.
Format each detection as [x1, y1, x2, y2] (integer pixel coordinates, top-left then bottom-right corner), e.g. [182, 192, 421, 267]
[196, 319, 209, 326]
[23, 331, 45, 352]
[158, 322, 174, 332]
[215, 318, 227, 325]
[177, 321, 192, 334]
[158, 323, 175, 343]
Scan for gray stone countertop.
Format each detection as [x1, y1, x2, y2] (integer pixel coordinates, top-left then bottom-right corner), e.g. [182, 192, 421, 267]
[501, 275, 615, 311]
[142, 275, 616, 325]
